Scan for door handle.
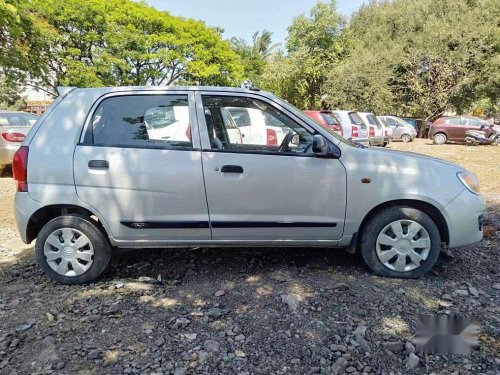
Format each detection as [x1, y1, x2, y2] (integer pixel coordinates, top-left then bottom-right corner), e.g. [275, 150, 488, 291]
[221, 165, 244, 174]
[88, 160, 109, 169]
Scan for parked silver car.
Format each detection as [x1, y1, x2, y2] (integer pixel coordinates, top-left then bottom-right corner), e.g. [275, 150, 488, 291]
[0, 111, 37, 173]
[14, 86, 485, 284]
[378, 115, 417, 142]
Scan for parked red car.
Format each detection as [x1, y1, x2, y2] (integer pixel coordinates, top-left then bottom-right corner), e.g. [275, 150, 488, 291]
[304, 110, 343, 136]
[429, 116, 494, 144]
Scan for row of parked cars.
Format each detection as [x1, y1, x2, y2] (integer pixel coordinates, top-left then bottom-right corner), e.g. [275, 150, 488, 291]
[304, 110, 417, 146]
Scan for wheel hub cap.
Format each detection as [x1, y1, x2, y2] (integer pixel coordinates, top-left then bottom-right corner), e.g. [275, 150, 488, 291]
[375, 219, 431, 272]
[43, 227, 94, 277]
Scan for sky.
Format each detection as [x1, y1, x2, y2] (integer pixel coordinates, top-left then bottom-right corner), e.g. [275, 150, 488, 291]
[145, 0, 367, 44]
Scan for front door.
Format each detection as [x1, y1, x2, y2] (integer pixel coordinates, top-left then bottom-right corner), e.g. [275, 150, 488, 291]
[73, 91, 211, 243]
[196, 92, 347, 242]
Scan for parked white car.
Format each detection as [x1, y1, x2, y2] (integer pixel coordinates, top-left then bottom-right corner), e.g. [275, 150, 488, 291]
[358, 112, 386, 147]
[378, 116, 417, 143]
[227, 107, 286, 146]
[333, 110, 369, 145]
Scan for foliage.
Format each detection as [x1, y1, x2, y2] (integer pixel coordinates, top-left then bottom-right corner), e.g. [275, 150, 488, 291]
[0, 78, 26, 110]
[261, 1, 347, 109]
[230, 30, 280, 84]
[325, 0, 500, 124]
[1, 0, 244, 95]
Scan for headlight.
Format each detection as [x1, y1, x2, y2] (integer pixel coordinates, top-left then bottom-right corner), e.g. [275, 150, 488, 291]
[457, 172, 480, 194]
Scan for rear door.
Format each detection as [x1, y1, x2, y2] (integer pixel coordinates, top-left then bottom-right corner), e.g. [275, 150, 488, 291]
[444, 117, 466, 140]
[73, 91, 211, 243]
[196, 92, 347, 242]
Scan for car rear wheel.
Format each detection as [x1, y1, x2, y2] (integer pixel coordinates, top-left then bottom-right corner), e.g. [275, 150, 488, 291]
[401, 134, 412, 143]
[433, 133, 447, 145]
[360, 206, 441, 279]
[35, 215, 111, 284]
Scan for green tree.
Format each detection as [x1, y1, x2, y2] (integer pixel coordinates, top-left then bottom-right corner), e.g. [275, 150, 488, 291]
[1, 0, 244, 95]
[325, 0, 500, 126]
[0, 77, 26, 110]
[230, 29, 279, 84]
[262, 0, 346, 109]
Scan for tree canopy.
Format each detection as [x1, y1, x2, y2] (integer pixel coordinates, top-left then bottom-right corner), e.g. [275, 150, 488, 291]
[0, 0, 244, 96]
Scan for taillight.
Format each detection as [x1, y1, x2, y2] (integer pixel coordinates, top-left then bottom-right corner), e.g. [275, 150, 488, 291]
[333, 125, 343, 136]
[12, 146, 29, 192]
[369, 126, 375, 137]
[186, 125, 191, 141]
[267, 128, 278, 145]
[351, 126, 359, 138]
[2, 132, 25, 143]
[385, 130, 389, 136]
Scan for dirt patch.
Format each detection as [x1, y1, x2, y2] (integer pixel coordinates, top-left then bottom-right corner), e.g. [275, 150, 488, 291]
[0, 140, 498, 374]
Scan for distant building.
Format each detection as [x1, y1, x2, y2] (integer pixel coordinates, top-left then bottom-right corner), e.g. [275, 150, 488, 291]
[23, 85, 54, 115]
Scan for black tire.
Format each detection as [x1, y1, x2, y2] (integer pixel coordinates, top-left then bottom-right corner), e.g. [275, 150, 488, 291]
[35, 215, 111, 284]
[382, 142, 389, 147]
[401, 134, 412, 143]
[433, 133, 447, 145]
[360, 206, 441, 279]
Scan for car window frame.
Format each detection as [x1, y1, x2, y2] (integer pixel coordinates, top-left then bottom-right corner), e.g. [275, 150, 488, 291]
[79, 90, 201, 151]
[195, 91, 325, 158]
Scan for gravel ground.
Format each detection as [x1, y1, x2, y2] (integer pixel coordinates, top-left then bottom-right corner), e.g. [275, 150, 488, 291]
[0, 139, 499, 375]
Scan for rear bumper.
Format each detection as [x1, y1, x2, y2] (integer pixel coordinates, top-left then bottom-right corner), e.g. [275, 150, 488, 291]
[441, 189, 485, 248]
[15, 191, 43, 244]
[351, 137, 369, 146]
[369, 135, 385, 146]
[0, 143, 20, 167]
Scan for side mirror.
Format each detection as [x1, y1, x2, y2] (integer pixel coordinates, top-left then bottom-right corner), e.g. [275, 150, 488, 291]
[291, 134, 300, 146]
[312, 134, 328, 156]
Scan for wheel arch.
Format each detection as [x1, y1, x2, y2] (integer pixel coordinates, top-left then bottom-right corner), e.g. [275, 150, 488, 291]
[356, 199, 449, 247]
[26, 204, 110, 244]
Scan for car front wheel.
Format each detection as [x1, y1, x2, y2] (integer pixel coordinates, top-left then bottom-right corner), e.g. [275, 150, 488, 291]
[433, 133, 447, 145]
[360, 206, 441, 279]
[35, 215, 111, 284]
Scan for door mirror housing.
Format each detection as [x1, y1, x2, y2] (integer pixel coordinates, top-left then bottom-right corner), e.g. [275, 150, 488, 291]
[312, 134, 327, 155]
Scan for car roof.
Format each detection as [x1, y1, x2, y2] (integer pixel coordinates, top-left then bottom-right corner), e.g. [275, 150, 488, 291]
[61, 85, 271, 96]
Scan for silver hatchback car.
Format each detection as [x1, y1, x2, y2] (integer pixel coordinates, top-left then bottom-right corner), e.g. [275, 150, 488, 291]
[14, 86, 485, 284]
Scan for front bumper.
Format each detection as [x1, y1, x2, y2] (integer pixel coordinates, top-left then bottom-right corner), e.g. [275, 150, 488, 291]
[0, 143, 21, 167]
[441, 189, 485, 248]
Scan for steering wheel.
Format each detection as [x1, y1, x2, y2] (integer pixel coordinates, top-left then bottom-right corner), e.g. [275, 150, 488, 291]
[278, 130, 295, 152]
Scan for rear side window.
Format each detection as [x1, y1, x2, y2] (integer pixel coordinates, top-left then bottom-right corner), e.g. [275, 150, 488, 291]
[444, 117, 463, 125]
[348, 112, 366, 129]
[90, 95, 192, 148]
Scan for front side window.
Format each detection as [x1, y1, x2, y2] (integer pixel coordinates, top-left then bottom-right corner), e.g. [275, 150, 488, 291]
[91, 95, 192, 148]
[202, 95, 314, 155]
